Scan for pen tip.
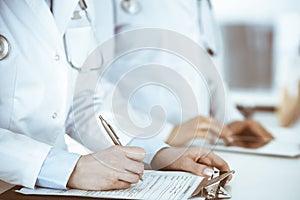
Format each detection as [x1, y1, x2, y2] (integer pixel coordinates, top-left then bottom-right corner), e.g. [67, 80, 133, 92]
[99, 115, 104, 120]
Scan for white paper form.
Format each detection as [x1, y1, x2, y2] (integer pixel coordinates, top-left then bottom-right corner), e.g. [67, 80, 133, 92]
[17, 171, 203, 200]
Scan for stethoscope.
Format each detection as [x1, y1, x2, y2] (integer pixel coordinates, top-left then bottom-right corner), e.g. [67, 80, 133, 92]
[120, 0, 219, 57]
[63, 0, 142, 72]
[0, 35, 10, 61]
[63, 0, 102, 72]
[64, 0, 218, 72]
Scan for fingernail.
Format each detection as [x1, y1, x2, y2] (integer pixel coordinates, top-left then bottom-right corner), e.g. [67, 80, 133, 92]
[203, 168, 214, 177]
[227, 137, 234, 144]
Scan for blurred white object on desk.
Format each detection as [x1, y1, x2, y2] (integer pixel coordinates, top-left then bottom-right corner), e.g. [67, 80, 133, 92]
[274, 13, 300, 126]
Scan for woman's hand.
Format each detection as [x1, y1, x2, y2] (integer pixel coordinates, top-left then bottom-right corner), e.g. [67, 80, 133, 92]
[167, 116, 231, 146]
[151, 147, 230, 178]
[67, 146, 145, 191]
[223, 120, 274, 149]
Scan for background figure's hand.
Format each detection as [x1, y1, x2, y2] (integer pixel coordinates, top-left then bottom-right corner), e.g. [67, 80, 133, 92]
[277, 81, 300, 127]
[167, 116, 231, 146]
[67, 146, 146, 191]
[222, 120, 274, 149]
[151, 147, 230, 178]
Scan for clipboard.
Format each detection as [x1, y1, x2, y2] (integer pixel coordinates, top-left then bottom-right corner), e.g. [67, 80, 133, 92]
[191, 170, 235, 199]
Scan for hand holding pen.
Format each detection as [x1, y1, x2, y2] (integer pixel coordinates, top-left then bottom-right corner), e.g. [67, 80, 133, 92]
[99, 115, 144, 181]
[67, 115, 145, 191]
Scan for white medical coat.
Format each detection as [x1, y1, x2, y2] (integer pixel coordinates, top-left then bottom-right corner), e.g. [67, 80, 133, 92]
[0, 0, 116, 188]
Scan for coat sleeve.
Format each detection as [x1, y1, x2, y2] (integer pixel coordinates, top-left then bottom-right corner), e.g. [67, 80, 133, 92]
[0, 128, 51, 188]
[66, 79, 174, 165]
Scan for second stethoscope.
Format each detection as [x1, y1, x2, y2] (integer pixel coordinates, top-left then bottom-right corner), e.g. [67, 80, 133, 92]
[121, 0, 141, 15]
[121, 0, 220, 56]
[63, 0, 220, 72]
[63, 0, 103, 72]
[118, 0, 221, 56]
[63, 0, 140, 72]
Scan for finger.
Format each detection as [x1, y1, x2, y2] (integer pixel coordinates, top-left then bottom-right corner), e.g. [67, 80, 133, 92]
[227, 140, 247, 148]
[95, 179, 131, 191]
[181, 158, 214, 177]
[112, 181, 132, 190]
[229, 138, 268, 149]
[202, 151, 230, 172]
[191, 129, 215, 144]
[247, 120, 274, 139]
[210, 118, 232, 138]
[223, 121, 247, 145]
[198, 156, 212, 166]
[227, 121, 247, 136]
[199, 131, 215, 144]
[193, 116, 213, 131]
[198, 121, 221, 135]
[122, 146, 146, 161]
[117, 171, 141, 184]
[200, 151, 233, 183]
[199, 125, 232, 143]
[196, 118, 231, 143]
[196, 117, 217, 131]
[186, 118, 216, 143]
[124, 160, 144, 175]
[243, 141, 268, 149]
[106, 180, 132, 190]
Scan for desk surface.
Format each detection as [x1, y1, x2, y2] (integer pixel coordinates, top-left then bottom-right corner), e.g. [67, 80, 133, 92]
[0, 182, 12, 195]
[1, 112, 299, 200]
[217, 151, 299, 200]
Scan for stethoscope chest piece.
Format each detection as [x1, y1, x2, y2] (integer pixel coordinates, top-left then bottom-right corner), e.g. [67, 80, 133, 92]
[121, 0, 140, 15]
[0, 34, 10, 61]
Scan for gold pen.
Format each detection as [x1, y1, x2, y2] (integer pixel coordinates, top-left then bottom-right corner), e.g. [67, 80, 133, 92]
[98, 115, 143, 181]
[99, 115, 122, 145]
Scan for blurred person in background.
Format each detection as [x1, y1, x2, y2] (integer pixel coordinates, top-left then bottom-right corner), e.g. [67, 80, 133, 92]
[103, 0, 274, 148]
[277, 53, 300, 126]
[277, 81, 300, 126]
[276, 14, 300, 127]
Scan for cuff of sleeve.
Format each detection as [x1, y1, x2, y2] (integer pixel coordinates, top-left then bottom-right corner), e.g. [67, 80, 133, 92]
[151, 122, 174, 142]
[36, 148, 81, 189]
[127, 138, 169, 165]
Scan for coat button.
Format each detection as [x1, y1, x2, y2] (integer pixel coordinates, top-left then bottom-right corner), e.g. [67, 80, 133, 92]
[52, 112, 58, 119]
[54, 54, 60, 61]
[0, 35, 10, 61]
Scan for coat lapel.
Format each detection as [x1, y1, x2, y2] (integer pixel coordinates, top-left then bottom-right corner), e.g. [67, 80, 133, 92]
[52, 0, 79, 36]
[23, 0, 78, 49]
